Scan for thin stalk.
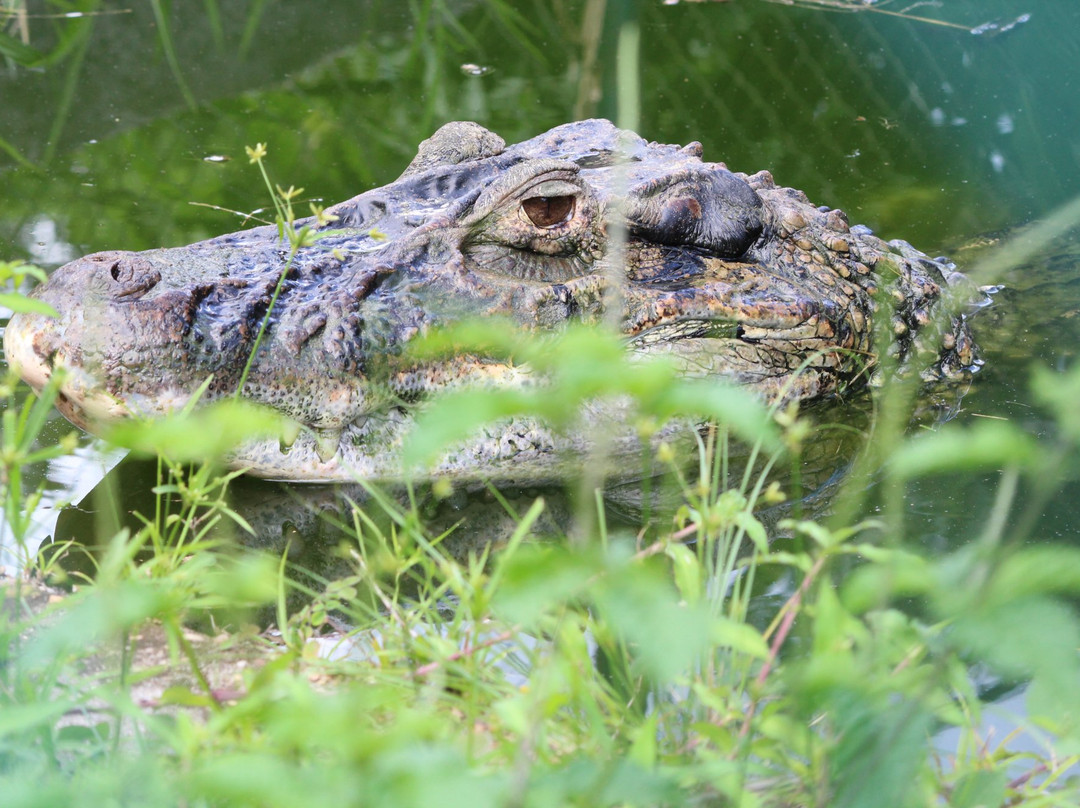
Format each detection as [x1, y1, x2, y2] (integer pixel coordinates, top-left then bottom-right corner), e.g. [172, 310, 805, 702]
[42, 15, 92, 165]
[573, 0, 606, 120]
[573, 6, 640, 542]
[234, 259, 293, 397]
[148, 0, 197, 110]
[237, 0, 268, 58]
[234, 150, 304, 397]
[768, 0, 971, 31]
[975, 466, 1019, 552]
[0, 133, 35, 169]
[202, 0, 224, 51]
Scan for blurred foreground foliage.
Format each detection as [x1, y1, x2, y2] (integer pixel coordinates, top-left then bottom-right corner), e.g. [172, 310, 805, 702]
[5, 312, 1080, 805]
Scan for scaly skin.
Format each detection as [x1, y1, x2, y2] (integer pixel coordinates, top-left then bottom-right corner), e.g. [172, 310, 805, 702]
[3, 120, 977, 481]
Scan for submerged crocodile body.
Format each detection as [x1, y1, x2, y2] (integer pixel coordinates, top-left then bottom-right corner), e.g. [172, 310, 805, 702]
[4, 120, 977, 481]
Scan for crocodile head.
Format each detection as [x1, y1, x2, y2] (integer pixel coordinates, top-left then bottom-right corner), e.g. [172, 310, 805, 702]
[3, 120, 977, 481]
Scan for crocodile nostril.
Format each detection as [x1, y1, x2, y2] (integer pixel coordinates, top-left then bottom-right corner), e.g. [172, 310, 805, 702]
[102, 257, 161, 298]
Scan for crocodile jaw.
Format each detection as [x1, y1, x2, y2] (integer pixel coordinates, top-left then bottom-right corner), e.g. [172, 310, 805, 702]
[3, 309, 51, 392]
[3, 308, 136, 428]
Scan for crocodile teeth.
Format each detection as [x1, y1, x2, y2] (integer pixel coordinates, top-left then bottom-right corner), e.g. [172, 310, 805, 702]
[314, 427, 342, 463]
[279, 418, 302, 453]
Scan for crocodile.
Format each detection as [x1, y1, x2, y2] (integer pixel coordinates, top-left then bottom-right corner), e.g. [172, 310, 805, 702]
[3, 120, 977, 482]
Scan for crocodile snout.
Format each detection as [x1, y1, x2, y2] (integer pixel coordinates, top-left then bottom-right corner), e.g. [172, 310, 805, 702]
[70, 251, 163, 300]
[3, 308, 58, 393]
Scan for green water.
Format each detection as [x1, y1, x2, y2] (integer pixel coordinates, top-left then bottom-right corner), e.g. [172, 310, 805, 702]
[2, 0, 1079, 558]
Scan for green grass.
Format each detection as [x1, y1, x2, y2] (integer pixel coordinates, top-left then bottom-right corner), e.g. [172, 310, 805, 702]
[5, 89, 1080, 806]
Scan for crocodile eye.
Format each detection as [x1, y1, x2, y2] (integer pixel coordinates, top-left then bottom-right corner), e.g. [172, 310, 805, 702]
[521, 195, 575, 228]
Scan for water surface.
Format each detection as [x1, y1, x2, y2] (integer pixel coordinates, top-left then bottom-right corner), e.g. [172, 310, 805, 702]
[2, 0, 1078, 561]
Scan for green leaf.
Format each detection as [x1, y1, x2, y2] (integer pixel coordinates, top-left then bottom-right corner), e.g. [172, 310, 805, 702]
[711, 615, 769, 659]
[627, 713, 659, 768]
[841, 548, 932, 613]
[1033, 363, 1080, 442]
[735, 511, 769, 553]
[781, 518, 839, 549]
[826, 690, 932, 808]
[0, 31, 43, 65]
[888, 420, 1042, 479]
[402, 320, 784, 470]
[492, 692, 531, 736]
[186, 753, 326, 806]
[104, 399, 283, 462]
[197, 553, 279, 606]
[0, 292, 59, 318]
[492, 545, 601, 625]
[0, 260, 48, 284]
[658, 379, 781, 452]
[525, 759, 679, 808]
[401, 387, 534, 469]
[665, 542, 702, 604]
[0, 700, 76, 736]
[594, 564, 712, 682]
[23, 580, 176, 667]
[595, 759, 681, 806]
[55, 722, 112, 747]
[985, 546, 1080, 603]
[159, 686, 219, 708]
[407, 317, 527, 362]
[950, 770, 1007, 808]
[949, 596, 1080, 731]
[812, 582, 870, 657]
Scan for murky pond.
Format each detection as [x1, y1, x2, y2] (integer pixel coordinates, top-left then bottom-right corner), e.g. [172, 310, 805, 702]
[2, 1, 1079, 587]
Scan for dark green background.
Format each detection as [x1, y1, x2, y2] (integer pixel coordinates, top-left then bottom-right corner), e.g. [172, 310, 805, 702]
[4, 1, 1076, 256]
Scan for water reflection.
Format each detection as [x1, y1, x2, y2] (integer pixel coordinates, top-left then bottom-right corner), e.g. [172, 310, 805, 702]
[41, 393, 875, 600]
[45, 456, 578, 609]
[22, 218, 77, 267]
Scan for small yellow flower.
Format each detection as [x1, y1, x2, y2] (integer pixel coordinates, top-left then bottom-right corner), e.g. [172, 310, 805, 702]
[635, 416, 658, 440]
[761, 480, 786, 505]
[276, 184, 303, 202]
[310, 203, 340, 228]
[245, 142, 268, 164]
[59, 432, 80, 453]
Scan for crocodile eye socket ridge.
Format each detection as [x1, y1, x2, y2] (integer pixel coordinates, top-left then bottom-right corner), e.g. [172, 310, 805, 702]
[521, 195, 575, 228]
